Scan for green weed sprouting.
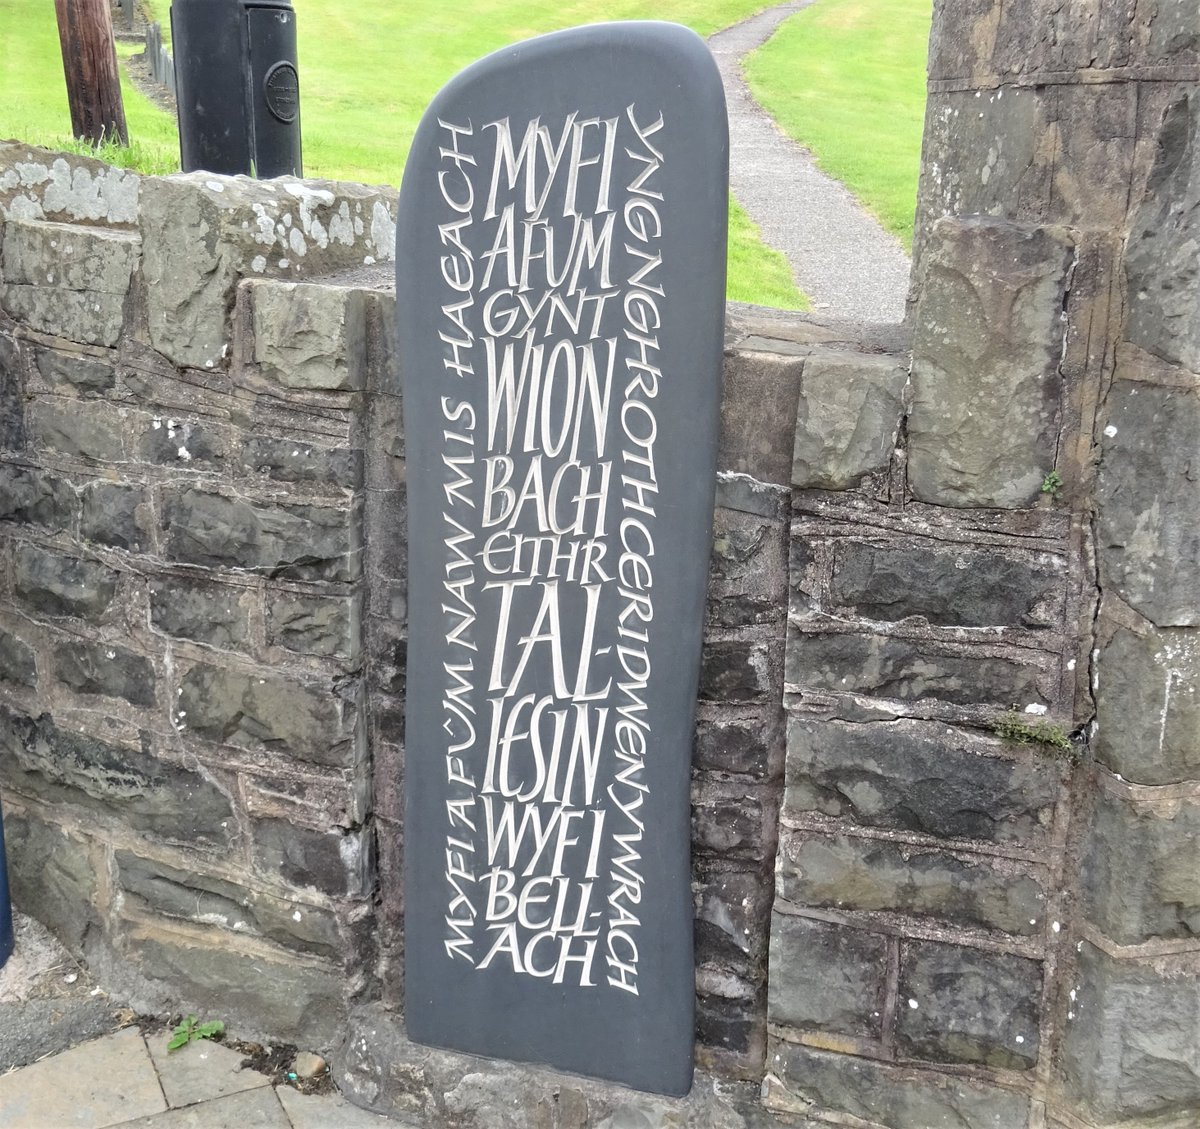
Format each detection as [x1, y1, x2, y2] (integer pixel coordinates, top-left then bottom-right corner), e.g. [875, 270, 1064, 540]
[1040, 470, 1064, 502]
[167, 1014, 225, 1052]
[994, 710, 1073, 755]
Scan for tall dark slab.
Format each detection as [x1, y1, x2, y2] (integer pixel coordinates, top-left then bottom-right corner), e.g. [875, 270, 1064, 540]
[397, 21, 727, 1096]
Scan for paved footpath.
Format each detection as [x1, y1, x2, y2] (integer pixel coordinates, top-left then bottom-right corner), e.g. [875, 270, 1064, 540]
[0, 1027, 413, 1129]
[0, 915, 414, 1128]
[710, 0, 912, 323]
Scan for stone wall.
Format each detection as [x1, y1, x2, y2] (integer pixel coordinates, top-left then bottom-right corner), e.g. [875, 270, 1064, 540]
[906, 3, 1200, 1127]
[0, 145, 399, 1048]
[0, 143, 897, 1103]
[1, 0, 1198, 1122]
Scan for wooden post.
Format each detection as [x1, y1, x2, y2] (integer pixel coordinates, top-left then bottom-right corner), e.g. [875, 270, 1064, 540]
[54, 0, 129, 147]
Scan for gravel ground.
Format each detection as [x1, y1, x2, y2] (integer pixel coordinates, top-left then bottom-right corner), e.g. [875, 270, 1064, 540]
[709, 1, 912, 324]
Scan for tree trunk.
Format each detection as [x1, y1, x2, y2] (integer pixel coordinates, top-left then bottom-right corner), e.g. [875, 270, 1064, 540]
[54, 0, 129, 147]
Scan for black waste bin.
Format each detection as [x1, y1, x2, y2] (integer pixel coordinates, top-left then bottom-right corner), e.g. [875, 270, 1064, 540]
[172, 0, 302, 178]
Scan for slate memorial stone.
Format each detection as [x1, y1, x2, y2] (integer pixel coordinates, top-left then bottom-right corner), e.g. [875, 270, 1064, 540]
[397, 22, 727, 1096]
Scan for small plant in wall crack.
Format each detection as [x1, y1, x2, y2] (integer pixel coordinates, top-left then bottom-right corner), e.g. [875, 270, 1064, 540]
[167, 1014, 226, 1052]
[1040, 470, 1064, 502]
[994, 710, 1074, 756]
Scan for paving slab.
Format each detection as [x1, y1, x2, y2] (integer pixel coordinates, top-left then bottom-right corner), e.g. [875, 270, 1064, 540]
[0, 1027, 166, 1129]
[277, 1085, 417, 1128]
[146, 1034, 271, 1107]
[111, 1087, 290, 1128]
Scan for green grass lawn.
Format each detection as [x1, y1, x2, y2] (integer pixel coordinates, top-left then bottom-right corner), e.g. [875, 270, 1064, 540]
[744, 0, 931, 249]
[0, 12, 178, 172]
[134, 0, 804, 308]
[0, 0, 931, 307]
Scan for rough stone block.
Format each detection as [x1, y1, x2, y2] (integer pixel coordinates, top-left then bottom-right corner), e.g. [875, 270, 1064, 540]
[26, 399, 127, 462]
[695, 992, 762, 1067]
[925, 0, 1000, 81]
[714, 472, 787, 521]
[116, 922, 345, 1049]
[990, 0, 1145, 72]
[177, 662, 360, 768]
[787, 631, 1049, 711]
[766, 1038, 1031, 1129]
[4, 808, 99, 953]
[1061, 943, 1200, 1122]
[777, 830, 1046, 936]
[241, 436, 362, 489]
[161, 487, 361, 582]
[691, 776, 772, 862]
[12, 543, 117, 620]
[1144, 0, 1200, 65]
[149, 576, 252, 650]
[265, 592, 359, 660]
[1082, 786, 1200, 945]
[792, 351, 908, 490]
[0, 219, 138, 345]
[0, 706, 233, 844]
[1097, 381, 1200, 627]
[1095, 624, 1200, 785]
[139, 174, 396, 369]
[80, 481, 151, 552]
[54, 638, 156, 707]
[0, 143, 139, 226]
[786, 717, 1061, 847]
[707, 507, 787, 628]
[33, 346, 115, 392]
[829, 540, 1066, 628]
[916, 83, 1140, 239]
[717, 349, 804, 486]
[915, 89, 1049, 260]
[0, 628, 36, 687]
[115, 850, 341, 957]
[897, 940, 1041, 1070]
[247, 279, 367, 390]
[694, 709, 782, 779]
[700, 637, 776, 703]
[0, 332, 26, 451]
[909, 217, 1074, 507]
[1124, 93, 1200, 374]
[135, 415, 226, 469]
[767, 914, 887, 1038]
[252, 817, 372, 898]
[0, 463, 76, 531]
[694, 865, 772, 969]
[1051, 82, 1143, 231]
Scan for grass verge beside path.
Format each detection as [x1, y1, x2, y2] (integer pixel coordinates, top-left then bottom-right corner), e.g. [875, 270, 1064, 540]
[3, 0, 806, 307]
[0, 7, 177, 171]
[744, 0, 931, 249]
[139, 0, 806, 307]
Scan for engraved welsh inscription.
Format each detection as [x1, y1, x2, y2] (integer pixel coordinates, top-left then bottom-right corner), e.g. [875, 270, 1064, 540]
[399, 23, 727, 1096]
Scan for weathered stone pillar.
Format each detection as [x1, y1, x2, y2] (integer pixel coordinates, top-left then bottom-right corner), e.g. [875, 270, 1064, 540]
[912, 2, 1200, 1126]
